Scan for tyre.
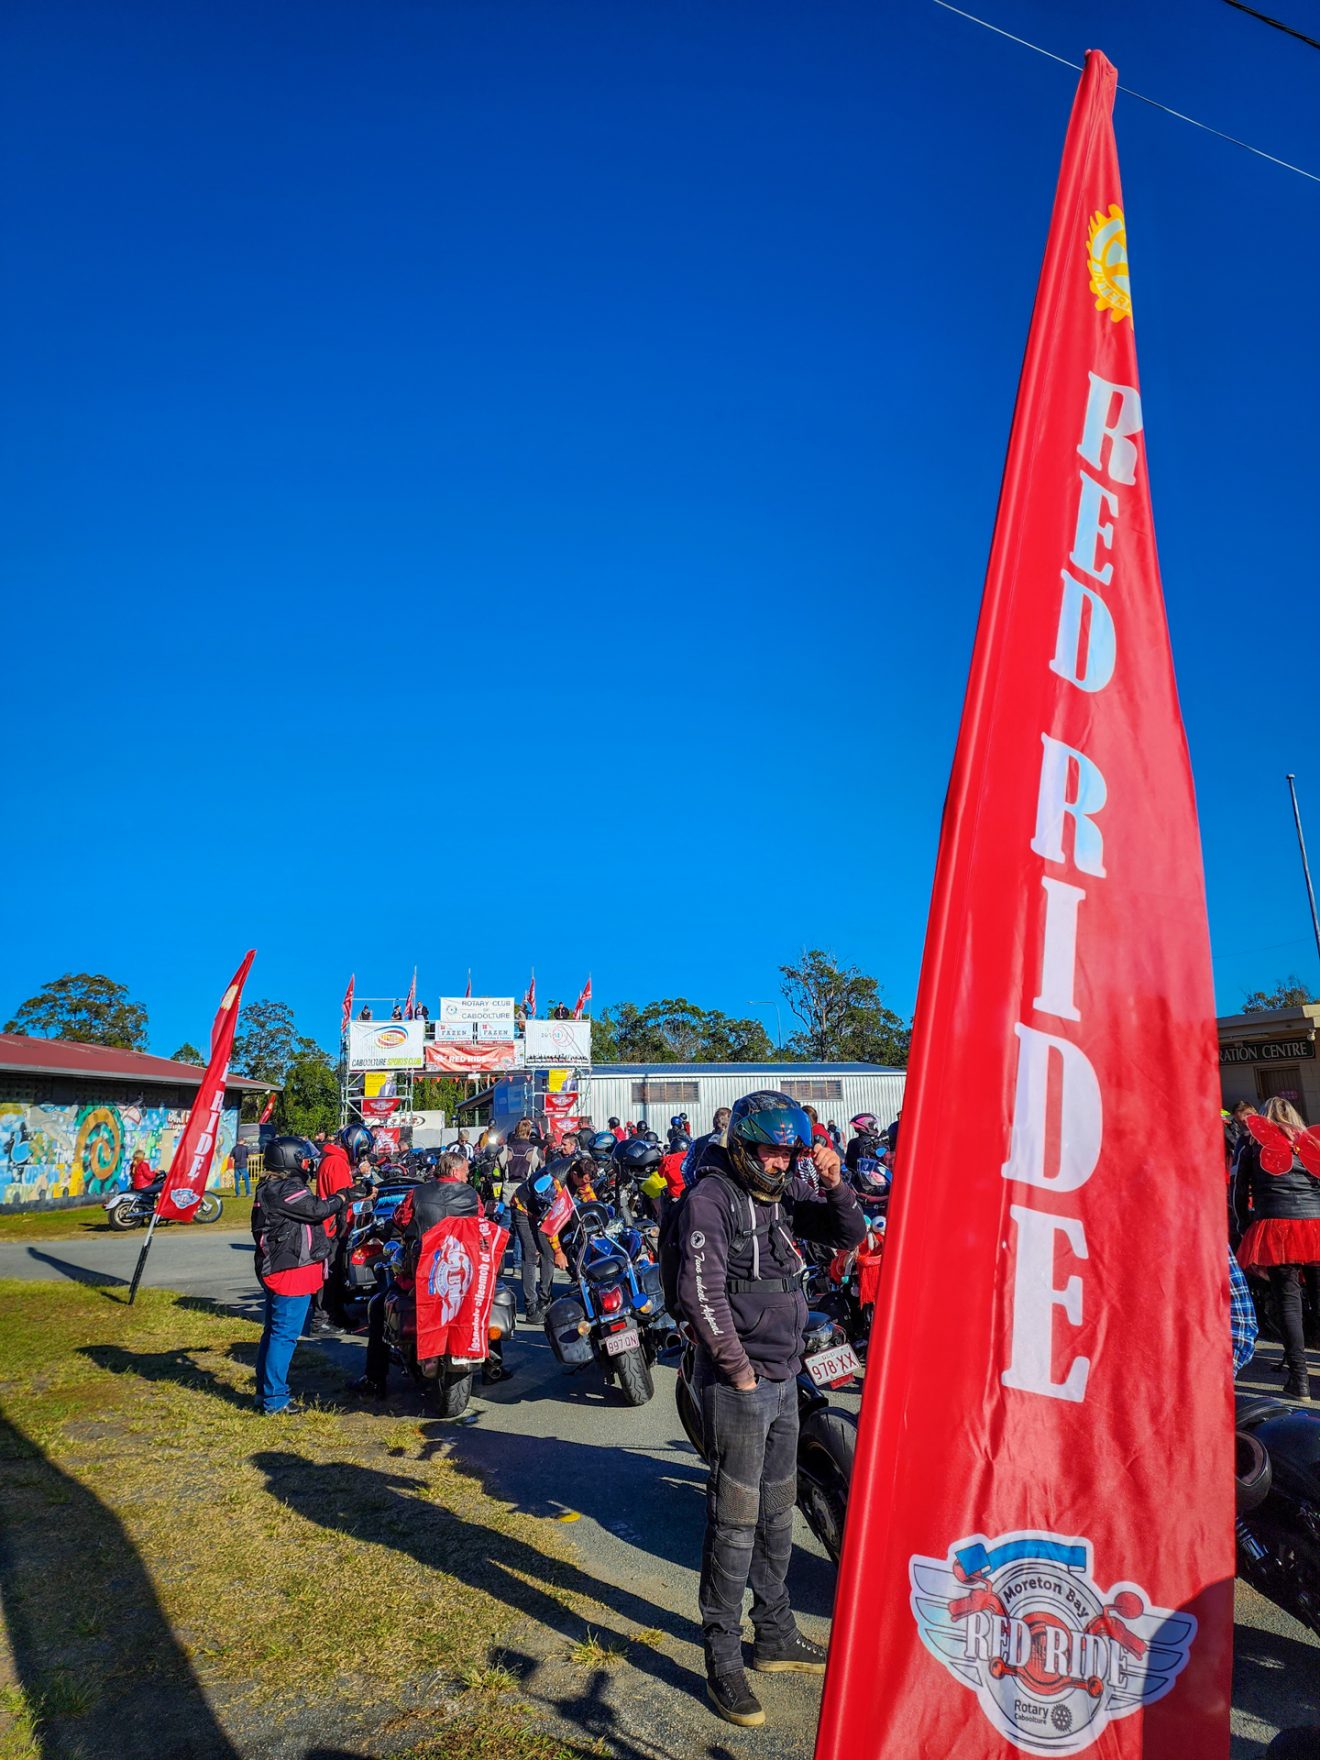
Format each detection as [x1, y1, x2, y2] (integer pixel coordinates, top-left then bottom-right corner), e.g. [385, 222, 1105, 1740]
[675, 1373, 706, 1457]
[425, 1369, 473, 1420]
[611, 1343, 654, 1406]
[196, 1194, 223, 1224]
[797, 1405, 857, 1564]
[106, 1204, 138, 1232]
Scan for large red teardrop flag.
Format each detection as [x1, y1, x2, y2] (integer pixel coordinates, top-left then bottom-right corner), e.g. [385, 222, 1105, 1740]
[814, 53, 1232, 1760]
[156, 951, 256, 1224]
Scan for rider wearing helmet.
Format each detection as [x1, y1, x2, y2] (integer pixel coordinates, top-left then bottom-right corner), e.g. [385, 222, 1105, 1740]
[844, 1113, 885, 1176]
[608, 1116, 625, 1141]
[350, 1150, 481, 1398]
[508, 1122, 565, 1323]
[252, 1137, 360, 1414]
[676, 1092, 864, 1728]
[659, 1132, 691, 1201]
[316, 1123, 375, 1330]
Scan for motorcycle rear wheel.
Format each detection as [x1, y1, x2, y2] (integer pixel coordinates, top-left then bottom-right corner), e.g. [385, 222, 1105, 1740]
[106, 1205, 138, 1231]
[611, 1343, 654, 1406]
[425, 1369, 473, 1420]
[797, 1406, 857, 1564]
[675, 1373, 706, 1457]
[196, 1194, 223, 1224]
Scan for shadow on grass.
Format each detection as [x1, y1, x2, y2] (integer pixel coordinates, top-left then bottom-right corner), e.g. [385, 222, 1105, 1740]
[80, 1342, 264, 1413]
[22, 1245, 129, 1300]
[0, 1410, 240, 1759]
[252, 1450, 706, 1755]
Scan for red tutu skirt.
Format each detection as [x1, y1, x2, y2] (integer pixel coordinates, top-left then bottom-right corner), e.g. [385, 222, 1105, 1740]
[1237, 1217, 1320, 1272]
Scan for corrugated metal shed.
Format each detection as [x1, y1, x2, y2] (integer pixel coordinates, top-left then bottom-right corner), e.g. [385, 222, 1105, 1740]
[581, 1062, 906, 1133]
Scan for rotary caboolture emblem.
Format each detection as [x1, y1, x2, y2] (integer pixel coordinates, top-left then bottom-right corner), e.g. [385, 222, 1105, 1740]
[1087, 204, 1131, 323]
[910, 1531, 1195, 1755]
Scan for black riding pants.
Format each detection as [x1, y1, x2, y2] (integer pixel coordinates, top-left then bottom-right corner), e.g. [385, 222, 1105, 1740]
[1270, 1264, 1320, 1376]
[364, 1286, 389, 1390]
[694, 1354, 799, 1675]
[513, 1210, 555, 1311]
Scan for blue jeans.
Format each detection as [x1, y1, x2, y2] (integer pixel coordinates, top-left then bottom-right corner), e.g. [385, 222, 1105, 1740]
[234, 1168, 251, 1196]
[255, 1289, 313, 1412]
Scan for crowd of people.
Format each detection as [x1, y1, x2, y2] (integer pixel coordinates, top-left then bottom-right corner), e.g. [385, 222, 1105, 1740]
[244, 1095, 898, 1728]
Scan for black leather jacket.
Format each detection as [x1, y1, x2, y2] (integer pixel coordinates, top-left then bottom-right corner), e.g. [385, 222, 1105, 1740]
[1235, 1143, 1320, 1227]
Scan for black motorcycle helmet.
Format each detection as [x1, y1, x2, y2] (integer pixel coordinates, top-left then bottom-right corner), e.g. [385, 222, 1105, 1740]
[669, 1131, 691, 1154]
[727, 1091, 812, 1202]
[607, 1117, 621, 1129]
[545, 1154, 576, 1185]
[264, 1135, 318, 1178]
[643, 1129, 660, 1146]
[618, 1136, 662, 1173]
[338, 1122, 374, 1161]
[588, 1130, 617, 1162]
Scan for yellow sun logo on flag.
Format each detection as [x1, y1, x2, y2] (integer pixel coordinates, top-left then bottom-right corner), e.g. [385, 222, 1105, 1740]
[1087, 204, 1132, 323]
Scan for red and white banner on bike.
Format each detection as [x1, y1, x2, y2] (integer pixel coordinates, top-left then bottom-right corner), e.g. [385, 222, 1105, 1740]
[415, 1216, 510, 1361]
[815, 53, 1232, 1760]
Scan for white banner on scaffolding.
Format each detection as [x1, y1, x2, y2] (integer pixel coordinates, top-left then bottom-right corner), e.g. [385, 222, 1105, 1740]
[523, 1020, 592, 1068]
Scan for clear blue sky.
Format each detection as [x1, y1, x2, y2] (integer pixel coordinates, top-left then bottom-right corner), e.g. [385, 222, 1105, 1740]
[3, 0, 1318, 1056]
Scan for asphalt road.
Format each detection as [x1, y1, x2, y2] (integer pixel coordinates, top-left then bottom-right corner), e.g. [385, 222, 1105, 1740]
[3, 1227, 1318, 1759]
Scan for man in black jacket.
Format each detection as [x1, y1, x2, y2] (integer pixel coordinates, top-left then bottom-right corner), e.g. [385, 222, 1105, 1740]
[252, 1136, 357, 1415]
[350, 1151, 479, 1397]
[677, 1091, 865, 1728]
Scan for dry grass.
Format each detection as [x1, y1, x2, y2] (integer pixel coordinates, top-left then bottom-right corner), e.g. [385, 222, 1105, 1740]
[0, 1202, 120, 1241]
[0, 1279, 592, 1760]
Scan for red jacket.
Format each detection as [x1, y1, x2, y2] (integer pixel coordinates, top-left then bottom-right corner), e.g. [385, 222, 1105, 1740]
[317, 1144, 353, 1235]
[660, 1150, 686, 1201]
[130, 1160, 156, 1191]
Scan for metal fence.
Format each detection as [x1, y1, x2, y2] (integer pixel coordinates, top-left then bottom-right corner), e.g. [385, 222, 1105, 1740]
[227, 1153, 265, 1192]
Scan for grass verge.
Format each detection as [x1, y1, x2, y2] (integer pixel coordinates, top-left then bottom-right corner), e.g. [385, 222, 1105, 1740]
[0, 1280, 596, 1760]
[0, 1202, 120, 1241]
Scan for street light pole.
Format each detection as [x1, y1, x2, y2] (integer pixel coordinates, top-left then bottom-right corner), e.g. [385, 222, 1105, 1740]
[1286, 774, 1320, 971]
[748, 1000, 783, 1049]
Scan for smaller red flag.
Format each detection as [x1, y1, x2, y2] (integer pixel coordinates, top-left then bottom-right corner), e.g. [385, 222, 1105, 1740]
[572, 975, 592, 1020]
[414, 1216, 510, 1360]
[539, 1186, 574, 1239]
[258, 1093, 276, 1125]
[464, 969, 472, 999]
[404, 968, 417, 1020]
[157, 951, 255, 1223]
[524, 970, 537, 1018]
[341, 974, 355, 1034]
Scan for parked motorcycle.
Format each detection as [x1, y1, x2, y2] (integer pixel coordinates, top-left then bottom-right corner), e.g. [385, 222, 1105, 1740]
[544, 1208, 669, 1405]
[803, 1221, 886, 1358]
[104, 1183, 223, 1230]
[675, 1313, 860, 1563]
[376, 1236, 517, 1419]
[1235, 1390, 1320, 1636]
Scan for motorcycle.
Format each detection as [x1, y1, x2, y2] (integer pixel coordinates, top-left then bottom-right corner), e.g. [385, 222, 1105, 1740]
[1235, 1390, 1320, 1636]
[104, 1182, 223, 1230]
[376, 1236, 517, 1419]
[675, 1313, 860, 1564]
[803, 1220, 886, 1358]
[544, 1207, 670, 1405]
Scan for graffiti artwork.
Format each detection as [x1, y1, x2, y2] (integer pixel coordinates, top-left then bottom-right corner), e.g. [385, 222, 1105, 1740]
[0, 1097, 240, 1208]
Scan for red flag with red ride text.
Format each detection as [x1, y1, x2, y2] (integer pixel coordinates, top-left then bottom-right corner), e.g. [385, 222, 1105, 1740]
[814, 54, 1231, 1760]
[414, 1216, 509, 1360]
[572, 975, 592, 1020]
[156, 952, 256, 1223]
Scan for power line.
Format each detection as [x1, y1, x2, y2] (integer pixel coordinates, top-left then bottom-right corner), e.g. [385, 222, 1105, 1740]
[1222, 0, 1320, 53]
[931, 0, 1320, 185]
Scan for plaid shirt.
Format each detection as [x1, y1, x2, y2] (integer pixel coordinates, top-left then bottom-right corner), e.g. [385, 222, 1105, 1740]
[1230, 1248, 1258, 1378]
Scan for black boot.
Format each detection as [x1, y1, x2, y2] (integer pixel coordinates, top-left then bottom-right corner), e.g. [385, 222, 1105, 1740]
[706, 1669, 764, 1728]
[1283, 1366, 1313, 1403]
[751, 1629, 828, 1674]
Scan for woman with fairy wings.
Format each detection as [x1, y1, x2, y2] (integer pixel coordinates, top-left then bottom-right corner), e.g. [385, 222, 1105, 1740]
[1235, 1097, 1320, 1402]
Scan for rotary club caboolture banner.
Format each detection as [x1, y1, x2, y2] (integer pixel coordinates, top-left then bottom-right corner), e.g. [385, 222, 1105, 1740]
[814, 53, 1232, 1760]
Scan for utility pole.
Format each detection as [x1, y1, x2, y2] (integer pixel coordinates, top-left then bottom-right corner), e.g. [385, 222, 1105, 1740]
[1286, 774, 1320, 969]
[748, 1000, 784, 1049]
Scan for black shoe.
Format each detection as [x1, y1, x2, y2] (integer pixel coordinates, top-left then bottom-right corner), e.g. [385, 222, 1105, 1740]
[751, 1630, 827, 1674]
[345, 1376, 386, 1399]
[524, 1305, 545, 1325]
[1283, 1370, 1314, 1403]
[706, 1670, 764, 1727]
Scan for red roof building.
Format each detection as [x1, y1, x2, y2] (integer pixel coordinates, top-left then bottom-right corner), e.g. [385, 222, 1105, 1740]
[0, 1034, 268, 1091]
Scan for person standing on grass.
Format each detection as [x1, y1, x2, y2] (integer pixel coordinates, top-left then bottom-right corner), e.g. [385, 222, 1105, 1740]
[231, 1137, 252, 1198]
[251, 1136, 356, 1415]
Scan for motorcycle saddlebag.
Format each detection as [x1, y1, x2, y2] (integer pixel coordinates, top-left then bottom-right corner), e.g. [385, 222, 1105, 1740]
[545, 1295, 594, 1365]
[490, 1283, 517, 1339]
[635, 1259, 665, 1314]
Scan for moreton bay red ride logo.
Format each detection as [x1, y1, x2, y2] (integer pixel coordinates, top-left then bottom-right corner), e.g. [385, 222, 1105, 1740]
[910, 1532, 1194, 1754]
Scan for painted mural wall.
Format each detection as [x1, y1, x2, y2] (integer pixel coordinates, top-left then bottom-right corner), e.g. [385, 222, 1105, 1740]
[0, 1095, 239, 1207]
